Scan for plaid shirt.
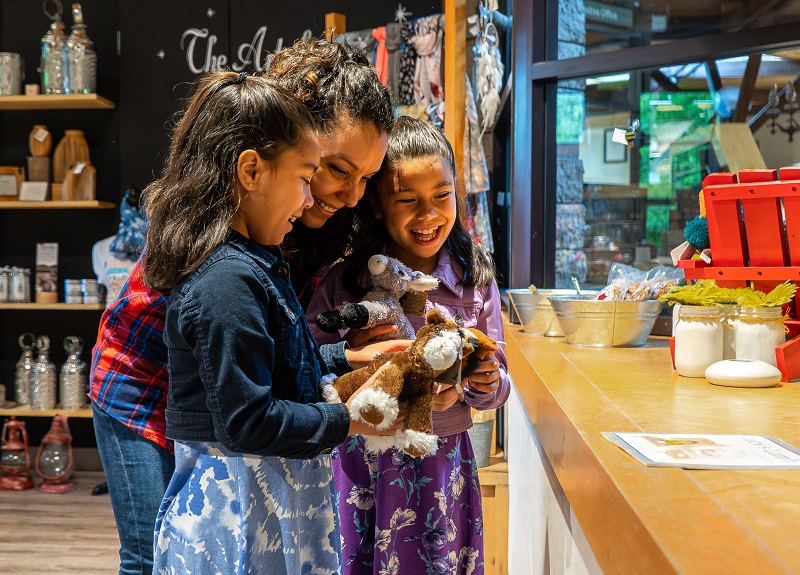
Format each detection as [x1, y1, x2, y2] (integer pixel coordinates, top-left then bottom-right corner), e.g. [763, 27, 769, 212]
[90, 257, 172, 453]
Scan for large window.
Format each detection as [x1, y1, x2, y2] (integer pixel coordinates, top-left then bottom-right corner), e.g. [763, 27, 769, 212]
[511, 0, 800, 289]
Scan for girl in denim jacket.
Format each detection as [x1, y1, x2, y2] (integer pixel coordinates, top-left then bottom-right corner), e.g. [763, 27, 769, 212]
[306, 116, 511, 575]
[142, 71, 401, 575]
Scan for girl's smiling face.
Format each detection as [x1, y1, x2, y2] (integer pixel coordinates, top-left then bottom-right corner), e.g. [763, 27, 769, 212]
[375, 156, 456, 275]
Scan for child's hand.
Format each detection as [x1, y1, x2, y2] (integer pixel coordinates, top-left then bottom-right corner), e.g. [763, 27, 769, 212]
[464, 357, 501, 394]
[346, 363, 405, 436]
[346, 324, 399, 347]
[345, 338, 413, 369]
[432, 383, 461, 412]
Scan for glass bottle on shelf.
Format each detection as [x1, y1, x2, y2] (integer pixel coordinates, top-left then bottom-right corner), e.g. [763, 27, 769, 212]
[733, 307, 786, 368]
[31, 336, 57, 410]
[39, 1, 68, 95]
[674, 305, 722, 378]
[64, 3, 96, 94]
[14, 333, 36, 406]
[59, 336, 88, 410]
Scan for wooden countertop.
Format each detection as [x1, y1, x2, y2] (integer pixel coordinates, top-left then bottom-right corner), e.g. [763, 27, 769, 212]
[504, 321, 800, 574]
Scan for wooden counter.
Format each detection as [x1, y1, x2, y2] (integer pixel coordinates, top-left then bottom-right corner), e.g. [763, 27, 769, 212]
[504, 321, 800, 574]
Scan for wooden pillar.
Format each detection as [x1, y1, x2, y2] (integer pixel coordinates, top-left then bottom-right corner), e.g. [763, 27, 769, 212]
[444, 0, 466, 191]
[325, 13, 346, 40]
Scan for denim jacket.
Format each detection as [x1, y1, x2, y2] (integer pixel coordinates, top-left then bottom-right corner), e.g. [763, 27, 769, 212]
[163, 231, 350, 458]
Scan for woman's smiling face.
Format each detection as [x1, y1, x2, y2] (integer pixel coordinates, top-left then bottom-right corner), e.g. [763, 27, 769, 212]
[298, 119, 388, 228]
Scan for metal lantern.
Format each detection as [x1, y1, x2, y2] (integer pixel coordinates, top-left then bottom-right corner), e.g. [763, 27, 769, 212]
[39, 0, 68, 95]
[31, 335, 57, 411]
[35, 414, 74, 493]
[59, 336, 88, 410]
[14, 333, 36, 406]
[0, 417, 35, 491]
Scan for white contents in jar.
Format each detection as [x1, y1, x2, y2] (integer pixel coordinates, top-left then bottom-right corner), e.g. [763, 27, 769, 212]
[733, 307, 786, 367]
[674, 305, 722, 378]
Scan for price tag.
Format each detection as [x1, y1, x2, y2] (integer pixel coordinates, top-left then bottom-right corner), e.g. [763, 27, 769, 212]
[74, 162, 85, 174]
[33, 128, 49, 142]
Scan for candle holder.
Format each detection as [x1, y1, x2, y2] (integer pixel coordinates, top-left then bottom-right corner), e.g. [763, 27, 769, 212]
[35, 414, 75, 493]
[0, 417, 35, 491]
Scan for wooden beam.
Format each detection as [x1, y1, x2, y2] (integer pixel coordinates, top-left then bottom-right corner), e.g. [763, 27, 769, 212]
[325, 12, 345, 41]
[444, 0, 466, 193]
[651, 70, 680, 91]
[733, 53, 761, 122]
[705, 61, 723, 93]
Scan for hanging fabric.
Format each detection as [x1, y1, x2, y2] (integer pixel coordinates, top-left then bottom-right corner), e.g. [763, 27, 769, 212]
[334, 30, 377, 66]
[463, 74, 490, 196]
[385, 23, 403, 104]
[397, 21, 417, 105]
[372, 26, 389, 85]
[410, 14, 444, 105]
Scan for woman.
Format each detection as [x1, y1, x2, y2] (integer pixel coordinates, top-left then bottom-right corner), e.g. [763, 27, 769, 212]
[90, 38, 395, 575]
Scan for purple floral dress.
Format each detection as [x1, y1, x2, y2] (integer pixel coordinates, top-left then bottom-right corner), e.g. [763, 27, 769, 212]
[333, 432, 484, 575]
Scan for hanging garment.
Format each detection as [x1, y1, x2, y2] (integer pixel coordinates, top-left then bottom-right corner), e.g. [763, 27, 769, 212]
[372, 26, 389, 85]
[385, 22, 403, 104]
[334, 29, 377, 66]
[464, 74, 490, 196]
[397, 21, 417, 106]
[410, 14, 444, 105]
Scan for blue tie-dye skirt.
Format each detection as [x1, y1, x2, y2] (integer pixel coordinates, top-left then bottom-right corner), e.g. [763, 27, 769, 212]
[153, 441, 342, 575]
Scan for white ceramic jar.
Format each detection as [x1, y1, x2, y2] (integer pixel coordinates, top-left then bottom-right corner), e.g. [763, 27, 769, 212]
[733, 307, 786, 367]
[674, 305, 722, 377]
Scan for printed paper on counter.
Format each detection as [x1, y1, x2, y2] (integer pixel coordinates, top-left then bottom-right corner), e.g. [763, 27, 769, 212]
[603, 432, 800, 469]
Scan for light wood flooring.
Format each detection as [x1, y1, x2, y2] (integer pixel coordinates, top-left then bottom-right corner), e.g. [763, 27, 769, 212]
[0, 471, 119, 574]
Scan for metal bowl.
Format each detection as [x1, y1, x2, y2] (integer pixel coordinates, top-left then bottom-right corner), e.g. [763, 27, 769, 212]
[548, 295, 663, 347]
[508, 289, 596, 336]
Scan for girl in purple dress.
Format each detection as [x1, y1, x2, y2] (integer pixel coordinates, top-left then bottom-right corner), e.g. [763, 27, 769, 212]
[306, 116, 511, 575]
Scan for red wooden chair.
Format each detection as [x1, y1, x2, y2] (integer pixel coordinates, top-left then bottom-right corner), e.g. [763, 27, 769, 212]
[678, 168, 800, 383]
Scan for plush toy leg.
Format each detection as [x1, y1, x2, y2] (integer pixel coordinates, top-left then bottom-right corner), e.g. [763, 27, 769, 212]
[362, 434, 397, 454]
[325, 354, 394, 404]
[317, 310, 345, 333]
[398, 391, 438, 458]
[349, 362, 405, 430]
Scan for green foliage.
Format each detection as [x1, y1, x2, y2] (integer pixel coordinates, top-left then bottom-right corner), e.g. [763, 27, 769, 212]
[660, 280, 798, 307]
[738, 281, 798, 308]
[659, 280, 718, 306]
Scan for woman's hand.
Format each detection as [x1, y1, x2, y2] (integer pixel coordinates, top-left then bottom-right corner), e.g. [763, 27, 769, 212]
[346, 324, 399, 348]
[346, 363, 405, 436]
[432, 383, 461, 412]
[464, 357, 501, 394]
[345, 337, 413, 369]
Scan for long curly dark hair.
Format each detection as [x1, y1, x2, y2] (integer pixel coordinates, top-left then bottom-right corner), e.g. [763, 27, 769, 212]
[142, 71, 315, 293]
[342, 116, 495, 298]
[269, 37, 394, 269]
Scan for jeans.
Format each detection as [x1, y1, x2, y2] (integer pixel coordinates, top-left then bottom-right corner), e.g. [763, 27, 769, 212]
[92, 403, 175, 575]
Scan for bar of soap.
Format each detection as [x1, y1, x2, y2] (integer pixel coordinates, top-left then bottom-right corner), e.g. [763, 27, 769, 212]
[705, 359, 782, 388]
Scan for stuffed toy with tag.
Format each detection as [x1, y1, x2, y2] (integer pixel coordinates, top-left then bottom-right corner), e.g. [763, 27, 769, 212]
[322, 309, 498, 457]
[315, 254, 439, 341]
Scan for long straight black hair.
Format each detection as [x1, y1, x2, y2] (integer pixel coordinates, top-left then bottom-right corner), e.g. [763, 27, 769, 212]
[142, 71, 315, 293]
[342, 116, 495, 297]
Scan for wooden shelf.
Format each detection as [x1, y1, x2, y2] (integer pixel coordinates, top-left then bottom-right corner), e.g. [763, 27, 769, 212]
[0, 94, 115, 110]
[0, 303, 105, 310]
[0, 406, 92, 418]
[0, 200, 114, 209]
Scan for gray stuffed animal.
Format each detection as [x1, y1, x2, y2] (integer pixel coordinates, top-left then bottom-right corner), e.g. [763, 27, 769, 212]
[316, 254, 439, 341]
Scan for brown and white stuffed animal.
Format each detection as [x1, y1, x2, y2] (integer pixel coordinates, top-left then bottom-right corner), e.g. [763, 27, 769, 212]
[322, 309, 498, 457]
[315, 254, 438, 341]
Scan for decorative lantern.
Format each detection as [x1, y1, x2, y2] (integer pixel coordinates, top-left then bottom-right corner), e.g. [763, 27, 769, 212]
[35, 414, 74, 493]
[0, 417, 35, 491]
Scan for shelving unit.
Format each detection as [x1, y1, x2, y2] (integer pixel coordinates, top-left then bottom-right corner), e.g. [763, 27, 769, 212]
[0, 405, 92, 418]
[0, 303, 105, 311]
[0, 94, 115, 110]
[0, 200, 114, 209]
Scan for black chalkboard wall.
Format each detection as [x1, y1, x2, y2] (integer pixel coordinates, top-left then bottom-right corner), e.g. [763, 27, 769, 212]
[1, 0, 441, 199]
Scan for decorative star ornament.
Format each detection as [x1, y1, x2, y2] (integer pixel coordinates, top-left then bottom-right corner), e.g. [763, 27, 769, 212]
[395, 3, 412, 23]
[207, 8, 216, 18]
